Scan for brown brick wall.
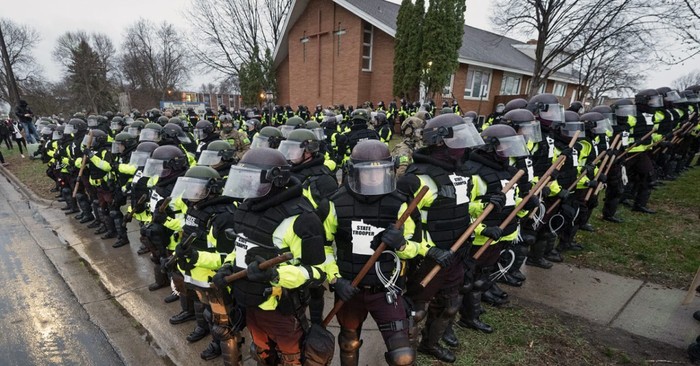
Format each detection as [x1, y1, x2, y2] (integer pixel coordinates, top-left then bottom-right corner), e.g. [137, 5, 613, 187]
[277, 0, 583, 112]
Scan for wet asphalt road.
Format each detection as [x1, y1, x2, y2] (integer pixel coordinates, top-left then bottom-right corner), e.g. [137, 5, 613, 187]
[0, 180, 123, 366]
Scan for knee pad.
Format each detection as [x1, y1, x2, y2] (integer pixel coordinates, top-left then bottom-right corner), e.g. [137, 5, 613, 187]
[211, 324, 235, 341]
[384, 333, 414, 366]
[338, 328, 362, 353]
[109, 210, 122, 219]
[443, 295, 462, 318]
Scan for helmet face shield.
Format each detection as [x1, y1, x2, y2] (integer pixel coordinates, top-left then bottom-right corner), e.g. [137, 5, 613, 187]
[443, 121, 484, 148]
[648, 95, 663, 108]
[348, 161, 396, 195]
[171, 176, 210, 201]
[52, 131, 63, 140]
[251, 135, 270, 149]
[129, 151, 150, 167]
[592, 119, 613, 135]
[194, 129, 205, 141]
[495, 135, 529, 157]
[311, 128, 325, 141]
[127, 127, 140, 137]
[64, 124, 76, 135]
[223, 165, 272, 199]
[561, 122, 585, 138]
[40, 126, 53, 135]
[197, 150, 223, 166]
[613, 104, 636, 118]
[139, 129, 161, 142]
[538, 103, 564, 123]
[87, 118, 99, 127]
[516, 121, 542, 143]
[143, 158, 166, 177]
[279, 125, 295, 138]
[277, 140, 305, 163]
[664, 90, 682, 103]
[111, 141, 122, 154]
[110, 121, 122, 131]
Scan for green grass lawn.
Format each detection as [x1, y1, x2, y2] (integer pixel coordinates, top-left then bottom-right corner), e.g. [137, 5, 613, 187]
[571, 166, 700, 289]
[1, 144, 56, 201]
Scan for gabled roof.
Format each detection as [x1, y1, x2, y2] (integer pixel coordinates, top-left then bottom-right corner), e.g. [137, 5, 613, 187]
[273, 0, 580, 84]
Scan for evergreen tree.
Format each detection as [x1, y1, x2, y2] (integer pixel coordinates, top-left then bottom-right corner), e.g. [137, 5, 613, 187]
[420, 0, 465, 99]
[393, 0, 425, 100]
[238, 46, 276, 107]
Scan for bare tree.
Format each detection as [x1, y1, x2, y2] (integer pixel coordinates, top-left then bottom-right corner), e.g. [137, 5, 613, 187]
[574, 32, 648, 103]
[185, 0, 292, 78]
[672, 70, 700, 91]
[119, 19, 191, 110]
[675, 0, 700, 61]
[0, 18, 41, 106]
[492, 0, 668, 97]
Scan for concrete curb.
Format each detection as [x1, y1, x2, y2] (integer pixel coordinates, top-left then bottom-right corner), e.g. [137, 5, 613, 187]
[0, 164, 56, 207]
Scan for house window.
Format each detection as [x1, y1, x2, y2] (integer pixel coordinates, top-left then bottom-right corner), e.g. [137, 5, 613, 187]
[362, 22, 373, 71]
[203, 94, 211, 105]
[442, 74, 455, 98]
[500, 73, 522, 95]
[553, 82, 567, 97]
[464, 68, 492, 99]
[216, 94, 223, 106]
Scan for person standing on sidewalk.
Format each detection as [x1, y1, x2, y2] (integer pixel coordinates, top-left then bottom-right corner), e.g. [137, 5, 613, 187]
[323, 140, 421, 366]
[14, 99, 38, 144]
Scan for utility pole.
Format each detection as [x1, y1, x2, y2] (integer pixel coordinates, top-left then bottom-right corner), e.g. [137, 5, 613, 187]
[0, 22, 22, 108]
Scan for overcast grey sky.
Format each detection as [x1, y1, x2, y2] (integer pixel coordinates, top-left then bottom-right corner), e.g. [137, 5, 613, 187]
[6, 0, 699, 93]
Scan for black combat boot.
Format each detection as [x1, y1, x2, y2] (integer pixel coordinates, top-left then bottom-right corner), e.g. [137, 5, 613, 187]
[186, 302, 210, 342]
[456, 291, 493, 334]
[417, 304, 456, 363]
[170, 293, 195, 324]
[441, 320, 459, 348]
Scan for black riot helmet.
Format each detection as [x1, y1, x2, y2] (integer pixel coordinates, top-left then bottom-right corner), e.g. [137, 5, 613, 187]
[373, 111, 388, 126]
[223, 148, 291, 199]
[504, 98, 528, 113]
[347, 140, 396, 195]
[462, 111, 478, 124]
[656, 87, 685, 106]
[591, 105, 615, 126]
[88, 129, 109, 149]
[65, 118, 87, 135]
[252, 126, 285, 149]
[481, 124, 529, 159]
[194, 120, 215, 141]
[278, 129, 319, 164]
[527, 93, 564, 129]
[157, 115, 170, 126]
[197, 140, 235, 167]
[568, 101, 584, 114]
[580, 112, 612, 136]
[110, 116, 126, 132]
[552, 111, 585, 141]
[423, 113, 484, 148]
[351, 109, 370, 125]
[112, 131, 137, 154]
[501, 109, 542, 143]
[143, 145, 188, 178]
[634, 89, 663, 112]
[161, 123, 191, 144]
[129, 141, 159, 167]
[171, 166, 223, 201]
[611, 99, 636, 122]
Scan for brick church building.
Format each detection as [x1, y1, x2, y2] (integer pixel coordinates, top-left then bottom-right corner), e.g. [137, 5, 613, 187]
[274, 0, 581, 119]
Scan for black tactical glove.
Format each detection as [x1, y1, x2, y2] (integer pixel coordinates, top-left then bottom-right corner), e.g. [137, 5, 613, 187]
[427, 247, 453, 268]
[559, 147, 573, 158]
[540, 186, 552, 197]
[84, 147, 95, 158]
[333, 277, 359, 302]
[523, 195, 540, 211]
[597, 173, 607, 183]
[175, 243, 198, 271]
[484, 192, 507, 212]
[606, 148, 619, 158]
[246, 255, 279, 283]
[213, 263, 234, 289]
[151, 211, 167, 224]
[583, 164, 595, 179]
[586, 179, 598, 188]
[549, 169, 560, 180]
[371, 225, 406, 251]
[481, 226, 503, 240]
[557, 188, 570, 200]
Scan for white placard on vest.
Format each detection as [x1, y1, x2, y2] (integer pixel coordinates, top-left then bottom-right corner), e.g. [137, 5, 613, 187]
[500, 180, 517, 207]
[350, 220, 383, 256]
[525, 157, 534, 181]
[235, 234, 258, 269]
[571, 148, 579, 167]
[643, 113, 654, 126]
[547, 136, 555, 158]
[149, 190, 163, 213]
[622, 132, 630, 147]
[448, 174, 470, 205]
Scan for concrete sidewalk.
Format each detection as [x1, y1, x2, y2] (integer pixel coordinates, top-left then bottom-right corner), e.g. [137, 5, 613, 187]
[2, 165, 696, 365]
[509, 263, 699, 349]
